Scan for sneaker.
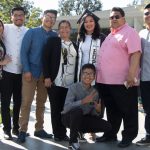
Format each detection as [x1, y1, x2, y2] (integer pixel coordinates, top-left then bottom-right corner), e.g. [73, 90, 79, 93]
[17, 131, 26, 143]
[4, 131, 13, 140]
[12, 129, 19, 136]
[136, 136, 150, 146]
[34, 130, 53, 139]
[78, 132, 87, 143]
[68, 142, 80, 150]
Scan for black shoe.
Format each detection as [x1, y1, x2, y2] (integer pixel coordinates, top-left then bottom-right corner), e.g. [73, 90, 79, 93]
[34, 130, 53, 139]
[118, 140, 132, 148]
[63, 136, 70, 141]
[136, 136, 150, 146]
[54, 135, 69, 141]
[4, 131, 13, 140]
[96, 135, 117, 142]
[12, 129, 19, 136]
[17, 131, 26, 143]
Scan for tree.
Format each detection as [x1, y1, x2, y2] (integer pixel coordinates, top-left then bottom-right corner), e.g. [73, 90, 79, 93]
[0, 0, 42, 27]
[26, 7, 42, 28]
[58, 0, 102, 16]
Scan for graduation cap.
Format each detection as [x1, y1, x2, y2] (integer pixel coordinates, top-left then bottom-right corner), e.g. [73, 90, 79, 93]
[77, 9, 100, 24]
[144, 3, 150, 9]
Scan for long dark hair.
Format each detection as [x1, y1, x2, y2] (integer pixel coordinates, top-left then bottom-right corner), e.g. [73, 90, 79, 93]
[78, 14, 101, 42]
[0, 20, 4, 30]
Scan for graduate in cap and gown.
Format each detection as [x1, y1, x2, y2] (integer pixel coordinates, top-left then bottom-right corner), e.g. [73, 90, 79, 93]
[77, 9, 106, 141]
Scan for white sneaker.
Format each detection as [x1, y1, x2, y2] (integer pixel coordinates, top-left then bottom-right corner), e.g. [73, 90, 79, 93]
[68, 142, 80, 150]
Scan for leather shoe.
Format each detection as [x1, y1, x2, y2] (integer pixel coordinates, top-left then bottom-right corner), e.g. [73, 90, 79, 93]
[4, 131, 13, 140]
[118, 140, 132, 148]
[96, 136, 117, 142]
[54, 135, 69, 141]
[34, 130, 53, 138]
[17, 131, 26, 143]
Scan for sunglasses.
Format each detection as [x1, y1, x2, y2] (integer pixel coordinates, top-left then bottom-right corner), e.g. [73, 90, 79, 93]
[109, 15, 121, 20]
[144, 12, 150, 16]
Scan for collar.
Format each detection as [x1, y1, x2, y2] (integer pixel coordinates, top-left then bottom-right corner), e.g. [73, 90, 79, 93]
[111, 23, 127, 35]
[61, 39, 72, 45]
[81, 81, 92, 90]
[41, 26, 52, 33]
[12, 23, 24, 30]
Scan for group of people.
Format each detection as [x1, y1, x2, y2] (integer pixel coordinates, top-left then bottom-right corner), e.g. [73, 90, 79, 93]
[0, 3, 150, 150]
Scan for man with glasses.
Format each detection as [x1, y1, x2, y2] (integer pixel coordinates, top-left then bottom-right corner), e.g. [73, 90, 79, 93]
[18, 9, 57, 143]
[61, 63, 111, 150]
[96, 7, 141, 147]
[1, 6, 27, 140]
[136, 3, 150, 146]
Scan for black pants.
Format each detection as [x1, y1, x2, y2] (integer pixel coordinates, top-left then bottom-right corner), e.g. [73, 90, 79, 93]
[62, 108, 111, 143]
[97, 83, 138, 141]
[47, 86, 67, 138]
[140, 81, 150, 134]
[95, 83, 105, 118]
[1, 71, 22, 132]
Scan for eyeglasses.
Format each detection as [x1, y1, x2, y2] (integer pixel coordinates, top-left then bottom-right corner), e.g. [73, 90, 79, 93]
[144, 12, 150, 16]
[13, 14, 25, 18]
[45, 15, 56, 21]
[82, 72, 95, 77]
[109, 15, 121, 20]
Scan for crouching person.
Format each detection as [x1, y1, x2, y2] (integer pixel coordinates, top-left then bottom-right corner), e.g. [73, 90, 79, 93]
[61, 64, 111, 150]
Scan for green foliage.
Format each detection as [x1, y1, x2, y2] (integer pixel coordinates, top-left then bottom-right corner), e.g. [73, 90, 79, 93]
[58, 0, 102, 16]
[0, 0, 42, 28]
[26, 7, 42, 28]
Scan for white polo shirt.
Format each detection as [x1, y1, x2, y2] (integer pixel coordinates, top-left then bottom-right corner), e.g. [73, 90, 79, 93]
[3, 24, 28, 74]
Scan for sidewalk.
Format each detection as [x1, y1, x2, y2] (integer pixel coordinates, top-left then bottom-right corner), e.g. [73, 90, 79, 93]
[0, 99, 150, 150]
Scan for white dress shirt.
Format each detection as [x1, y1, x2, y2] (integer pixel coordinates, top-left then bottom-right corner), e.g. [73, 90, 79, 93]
[3, 24, 28, 74]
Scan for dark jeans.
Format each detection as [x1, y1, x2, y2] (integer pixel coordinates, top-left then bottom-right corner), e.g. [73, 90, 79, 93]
[1, 71, 22, 132]
[140, 81, 150, 134]
[62, 108, 111, 143]
[47, 86, 67, 138]
[97, 83, 138, 141]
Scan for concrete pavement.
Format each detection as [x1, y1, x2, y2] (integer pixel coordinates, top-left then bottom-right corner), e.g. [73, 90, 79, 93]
[0, 100, 150, 150]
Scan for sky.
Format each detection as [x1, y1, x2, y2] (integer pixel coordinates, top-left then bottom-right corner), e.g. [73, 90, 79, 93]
[32, 0, 137, 11]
